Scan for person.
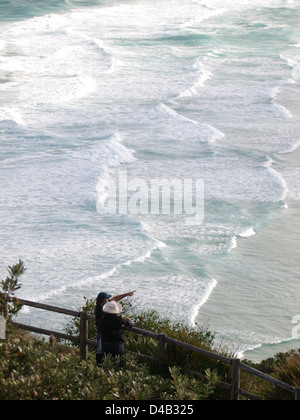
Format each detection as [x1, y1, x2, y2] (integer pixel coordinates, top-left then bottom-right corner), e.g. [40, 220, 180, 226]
[99, 300, 134, 367]
[95, 290, 135, 365]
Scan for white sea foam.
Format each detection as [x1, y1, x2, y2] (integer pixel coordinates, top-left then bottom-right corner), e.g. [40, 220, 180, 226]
[51, 240, 167, 299]
[123, 240, 166, 267]
[278, 139, 300, 154]
[177, 67, 213, 99]
[190, 278, 218, 326]
[239, 336, 299, 360]
[228, 227, 256, 252]
[76, 267, 119, 289]
[47, 75, 98, 104]
[72, 133, 136, 169]
[64, 29, 114, 72]
[117, 273, 220, 326]
[5, 14, 68, 36]
[29, 285, 68, 303]
[228, 236, 237, 253]
[184, 2, 226, 24]
[263, 157, 289, 201]
[270, 103, 293, 119]
[156, 103, 225, 143]
[0, 13, 111, 112]
[30, 267, 119, 302]
[237, 228, 256, 238]
[0, 107, 25, 126]
[93, 133, 137, 205]
[279, 55, 296, 68]
[212, 327, 290, 361]
[225, 228, 256, 254]
[157, 103, 198, 125]
[0, 40, 6, 52]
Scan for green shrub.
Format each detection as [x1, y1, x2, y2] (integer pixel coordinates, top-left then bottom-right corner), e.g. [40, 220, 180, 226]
[259, 350, 300, 400]
[0, 334, 219, 400]
[0, 260, 26, 320]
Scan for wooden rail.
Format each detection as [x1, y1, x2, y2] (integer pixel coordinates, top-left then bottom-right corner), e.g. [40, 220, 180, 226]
[3, 295, 300, 400]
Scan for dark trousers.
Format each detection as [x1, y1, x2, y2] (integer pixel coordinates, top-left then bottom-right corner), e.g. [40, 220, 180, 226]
[102, 342, 125, 357]
[102, 343, 125, 368]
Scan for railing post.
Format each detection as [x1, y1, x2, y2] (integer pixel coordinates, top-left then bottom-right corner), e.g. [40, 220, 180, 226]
[0, 293, 9, 319]
[80, 311, 88, 362]
[231, 359, 241, 400]
[49, 334, 56, 349]
[158, 333, 167, 366]
[295, 387, 300, 401]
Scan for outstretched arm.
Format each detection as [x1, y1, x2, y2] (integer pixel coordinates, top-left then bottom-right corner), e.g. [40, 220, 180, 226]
[111, 291, 135, 302]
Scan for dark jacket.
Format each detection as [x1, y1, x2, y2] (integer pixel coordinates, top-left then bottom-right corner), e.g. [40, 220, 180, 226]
[99, 314, 132, 345]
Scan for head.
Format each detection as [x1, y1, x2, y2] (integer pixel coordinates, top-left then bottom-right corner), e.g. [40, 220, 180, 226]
[96, 292, 112, 308]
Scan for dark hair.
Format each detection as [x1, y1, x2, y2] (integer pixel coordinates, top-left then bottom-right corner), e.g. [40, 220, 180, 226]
[95, 298, 108, 332]
[96, 297, 106, 308]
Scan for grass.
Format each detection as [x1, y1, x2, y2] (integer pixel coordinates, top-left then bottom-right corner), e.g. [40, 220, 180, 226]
[0, 328, 219, 400]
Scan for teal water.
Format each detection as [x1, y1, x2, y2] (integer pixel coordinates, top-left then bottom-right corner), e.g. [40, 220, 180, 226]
[0, 0, 68, 22]
[0, 0, 299, 362]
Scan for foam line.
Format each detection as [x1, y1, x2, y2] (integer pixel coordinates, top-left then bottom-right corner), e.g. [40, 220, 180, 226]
[237, 227, 256, 238]
[157, 103, 225, 143]
[123, 240, 167, 267]
[264, 157, 289, 201]
[190, 278, 218, 326]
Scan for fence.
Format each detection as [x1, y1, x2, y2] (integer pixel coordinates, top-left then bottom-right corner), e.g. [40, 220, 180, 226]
[3, 295, 300, 401]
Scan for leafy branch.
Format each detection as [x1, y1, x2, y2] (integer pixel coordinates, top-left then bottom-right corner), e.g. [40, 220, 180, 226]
[0, 260, 26, 320]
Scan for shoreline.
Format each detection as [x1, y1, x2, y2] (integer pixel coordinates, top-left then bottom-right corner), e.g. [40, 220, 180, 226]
[196, 66, 300, 363]
[196, 146, 300, 363]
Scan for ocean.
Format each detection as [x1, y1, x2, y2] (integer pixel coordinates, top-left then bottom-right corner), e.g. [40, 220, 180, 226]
[0, 0, 299, 362]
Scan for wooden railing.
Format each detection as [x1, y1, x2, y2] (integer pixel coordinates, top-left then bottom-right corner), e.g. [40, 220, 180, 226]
[3, 295, 300, 400]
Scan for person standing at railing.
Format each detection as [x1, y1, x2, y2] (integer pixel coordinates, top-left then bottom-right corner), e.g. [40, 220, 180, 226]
[99, 301, 134, 367]
[95, 290, 135, 366]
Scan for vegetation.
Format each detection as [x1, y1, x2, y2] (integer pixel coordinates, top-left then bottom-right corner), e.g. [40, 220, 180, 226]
[250, 350, 300, 400]
[0, 332, 219, 400]
[0, 260, 26, 320]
